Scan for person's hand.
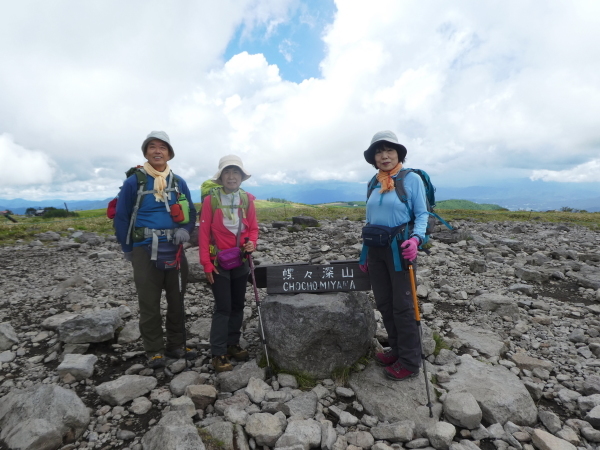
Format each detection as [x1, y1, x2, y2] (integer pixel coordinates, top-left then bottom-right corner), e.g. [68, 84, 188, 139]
[243, 240, 255, 253]
[123, 252, 133, 262]
[401, 237, 420, 261]
[173, 228, 190, 245]
[359, 262, 368, 273]
[206, 267, 219, 284]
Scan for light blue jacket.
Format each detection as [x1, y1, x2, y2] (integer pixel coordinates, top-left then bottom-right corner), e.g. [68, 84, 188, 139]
[366, 170, 429, 243]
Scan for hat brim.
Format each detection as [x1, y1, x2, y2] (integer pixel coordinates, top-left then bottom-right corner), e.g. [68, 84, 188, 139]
[364, 140, 407, 165]
[211, 164, 251, 182]
[142, 138, 175, 160]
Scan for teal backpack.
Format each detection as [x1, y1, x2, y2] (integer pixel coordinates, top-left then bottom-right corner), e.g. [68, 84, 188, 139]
[366, 168, 453, 247]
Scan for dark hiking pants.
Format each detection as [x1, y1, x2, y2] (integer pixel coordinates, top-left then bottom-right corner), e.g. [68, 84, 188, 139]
[132, 246, 188, 355]
[368, 245, 421, 372]
[210, 261, 249, 356]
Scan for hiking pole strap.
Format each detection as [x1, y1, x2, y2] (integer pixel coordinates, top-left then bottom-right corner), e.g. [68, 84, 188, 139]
[392, 236, 403, 272]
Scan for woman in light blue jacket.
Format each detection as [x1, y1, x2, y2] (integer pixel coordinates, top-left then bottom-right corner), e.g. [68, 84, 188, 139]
[361, 130, 429, 380]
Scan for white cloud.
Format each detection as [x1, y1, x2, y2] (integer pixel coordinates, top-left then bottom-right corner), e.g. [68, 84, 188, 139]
[1, 0, 600, 201]
[530, 159, 600, 183]
[0, 134, 56, 185]
[261, 171, 297, 184]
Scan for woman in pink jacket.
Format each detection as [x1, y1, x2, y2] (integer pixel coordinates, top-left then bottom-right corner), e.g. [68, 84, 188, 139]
[199, 155, 259, 372]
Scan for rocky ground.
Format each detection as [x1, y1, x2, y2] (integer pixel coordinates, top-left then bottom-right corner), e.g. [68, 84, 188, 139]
[0, 218, 599, 450]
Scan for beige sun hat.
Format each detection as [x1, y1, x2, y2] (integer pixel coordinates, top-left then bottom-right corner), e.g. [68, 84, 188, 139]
[211, 155, 251, 182]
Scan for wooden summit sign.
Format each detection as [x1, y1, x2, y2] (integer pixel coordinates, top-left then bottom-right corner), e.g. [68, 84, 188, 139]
[266, 263, 371, 294]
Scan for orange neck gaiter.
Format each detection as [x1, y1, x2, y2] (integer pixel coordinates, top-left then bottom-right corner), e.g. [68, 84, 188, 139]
[377, 163, 403, 193]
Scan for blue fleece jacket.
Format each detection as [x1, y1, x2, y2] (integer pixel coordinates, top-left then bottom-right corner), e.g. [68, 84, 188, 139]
[366, 170, 429, 243]
[114, 172, 197, 253]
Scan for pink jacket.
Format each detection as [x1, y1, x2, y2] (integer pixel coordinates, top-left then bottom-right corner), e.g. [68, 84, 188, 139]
[198, 192, 259, 273]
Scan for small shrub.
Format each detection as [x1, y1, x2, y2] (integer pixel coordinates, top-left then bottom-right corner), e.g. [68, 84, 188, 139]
[43, 208, 79, 219]
[432, 332, 450, 356]
[197, 428, 225, 450]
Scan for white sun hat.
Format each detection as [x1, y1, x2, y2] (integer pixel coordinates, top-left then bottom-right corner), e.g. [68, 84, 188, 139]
[211, 155, 251, 182]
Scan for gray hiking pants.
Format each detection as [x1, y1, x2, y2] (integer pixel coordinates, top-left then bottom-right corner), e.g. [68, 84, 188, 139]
[210, 261, 249, 356]
[132, 246, 188, 355]
[368, 245, 421, 372]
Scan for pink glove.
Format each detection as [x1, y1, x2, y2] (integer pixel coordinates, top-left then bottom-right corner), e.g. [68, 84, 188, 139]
[359, 262, 368, 273]
[401, 237, 420, 261]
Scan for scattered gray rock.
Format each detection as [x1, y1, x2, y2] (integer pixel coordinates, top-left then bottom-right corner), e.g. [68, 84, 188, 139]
[0, 322, 18, 350]
[443, 391, 482, 429]
[141, 411, 205, 450]
[169, 370, 203, 396]
[96, 375, 158, 406]
[0, 384, 90, 449]
[58, 308, 123, 343]
[218, 359, 265, 393]
[245, 412, 286, 447]
[57, 353, 98, 380]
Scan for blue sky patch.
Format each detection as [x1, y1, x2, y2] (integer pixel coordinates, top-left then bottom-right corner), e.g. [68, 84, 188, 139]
[224, 0, 336, 83]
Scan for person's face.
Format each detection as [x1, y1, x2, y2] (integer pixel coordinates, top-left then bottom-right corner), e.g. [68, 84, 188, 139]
[374, 146, 398, 171]
[220, 166, 243, 193]
[144, 139, 171, 171]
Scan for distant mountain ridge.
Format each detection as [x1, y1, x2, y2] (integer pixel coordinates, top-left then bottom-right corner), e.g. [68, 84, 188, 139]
[2, 179, 599, 213]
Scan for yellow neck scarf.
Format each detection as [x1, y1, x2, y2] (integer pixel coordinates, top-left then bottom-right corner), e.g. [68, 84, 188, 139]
[376, 163, 403, 194]
[143, 162, 171, 202]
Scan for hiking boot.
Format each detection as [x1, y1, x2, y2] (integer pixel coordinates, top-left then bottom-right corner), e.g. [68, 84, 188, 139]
[384, 360, 418, 381]
[375, 349, 398, 366]
[212, 355, 233, 373]
[147, 353, 167, 369]
[165, 347, 198, 360]
[227, 344, 249, 361]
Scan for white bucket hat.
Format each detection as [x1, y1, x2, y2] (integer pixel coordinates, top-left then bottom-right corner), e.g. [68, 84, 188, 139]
[141, 131, 174, 159]
[211, 155, 251, 182]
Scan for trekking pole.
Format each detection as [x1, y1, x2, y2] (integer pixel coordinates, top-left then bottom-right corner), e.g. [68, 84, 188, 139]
[408, 262, 433, 418]
[245, 238, 272, 378]
[176, 245, 189, 371]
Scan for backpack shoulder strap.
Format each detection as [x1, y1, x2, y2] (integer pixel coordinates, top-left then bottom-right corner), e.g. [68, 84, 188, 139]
[239, 189, 249, 218]
[366, 175, 378, 200]
[133, 168, 147, 189]
[393, 169, 411, 205]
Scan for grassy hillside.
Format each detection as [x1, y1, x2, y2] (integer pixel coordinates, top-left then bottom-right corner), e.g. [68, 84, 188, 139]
[1, 202, 599, 245]
[436, 199, 508, 211]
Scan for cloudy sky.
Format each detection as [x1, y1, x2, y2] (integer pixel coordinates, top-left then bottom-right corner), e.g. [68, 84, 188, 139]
[2, 0, 599, 201]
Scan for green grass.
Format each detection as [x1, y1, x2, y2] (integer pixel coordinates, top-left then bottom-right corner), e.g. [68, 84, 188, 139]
[436, 199, 508, 211]
[2, 205, 598, 246]
[197, 428, 225, 450]
[256, 353, 321, 389]
[432, 332, 450, 356]
[330, 356, 371, 386]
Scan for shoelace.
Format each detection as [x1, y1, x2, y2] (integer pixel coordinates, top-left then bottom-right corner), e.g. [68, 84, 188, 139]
[151, 355, 163, 361]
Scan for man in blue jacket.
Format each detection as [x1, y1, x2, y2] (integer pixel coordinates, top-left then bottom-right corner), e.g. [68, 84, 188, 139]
[114, 131, 197, 368]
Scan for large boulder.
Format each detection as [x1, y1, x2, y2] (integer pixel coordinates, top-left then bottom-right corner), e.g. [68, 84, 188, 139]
[141, 411, 205, 450]
[261, 292, 376, 378]
[58, 308, 123, 343]
[440, 355, 537, 426]
[0, 384, 90, 449]
[348, 362, 441, 437]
